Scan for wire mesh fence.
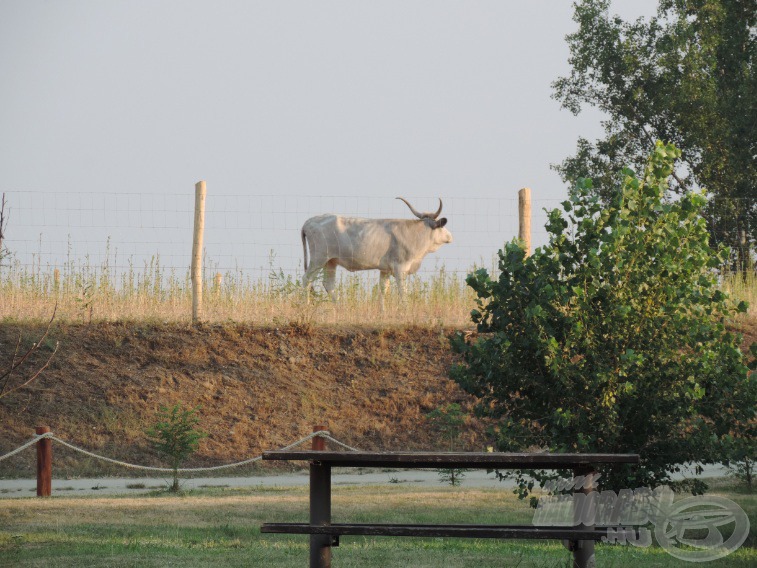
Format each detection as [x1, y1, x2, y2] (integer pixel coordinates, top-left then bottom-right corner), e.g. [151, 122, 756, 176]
[0, 189, 557, 324]
[1, 189, 563, 278]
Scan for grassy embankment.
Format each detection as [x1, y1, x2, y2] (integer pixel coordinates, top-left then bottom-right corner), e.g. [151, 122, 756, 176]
[1, 480, 754, 567]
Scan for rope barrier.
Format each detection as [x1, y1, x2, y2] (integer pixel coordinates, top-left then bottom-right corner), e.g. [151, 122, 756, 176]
[0, 433, 52, 463]
[0, 430, 359, 473]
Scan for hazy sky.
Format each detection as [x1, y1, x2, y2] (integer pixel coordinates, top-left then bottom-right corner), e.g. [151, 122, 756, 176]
[0, 1, 660, 278]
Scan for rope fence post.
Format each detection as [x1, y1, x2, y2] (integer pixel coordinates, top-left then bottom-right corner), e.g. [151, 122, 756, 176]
[518, 187, 532, 257]
[191, 180, 207, 324]
[35, 426, 52, 497]
[312, 424, 328, 451]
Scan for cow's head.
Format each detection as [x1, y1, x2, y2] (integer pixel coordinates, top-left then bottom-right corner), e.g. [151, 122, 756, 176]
[397, 197, 453, 246]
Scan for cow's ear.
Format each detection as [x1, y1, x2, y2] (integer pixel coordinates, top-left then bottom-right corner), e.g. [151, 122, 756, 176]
[435, 218, 448, 229]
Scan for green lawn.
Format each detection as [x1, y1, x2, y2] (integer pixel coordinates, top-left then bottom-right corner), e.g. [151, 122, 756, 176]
[1, 482, 754, 567]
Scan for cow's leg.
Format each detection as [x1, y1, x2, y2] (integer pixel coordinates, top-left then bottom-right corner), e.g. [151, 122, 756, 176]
[379, 271, 391, 312]
[392, 267, 408, 304]
[323, 260, 338, 302]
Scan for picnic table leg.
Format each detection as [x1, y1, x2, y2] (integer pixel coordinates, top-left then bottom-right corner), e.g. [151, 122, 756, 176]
[572, 465, 596, 568]
[310, 460, 332, 568]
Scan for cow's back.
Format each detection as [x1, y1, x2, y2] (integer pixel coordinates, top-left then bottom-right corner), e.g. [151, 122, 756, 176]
[302, 215, 402, 271]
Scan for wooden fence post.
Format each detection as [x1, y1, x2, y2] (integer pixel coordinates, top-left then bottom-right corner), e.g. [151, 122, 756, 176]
[518, 187, 532, 257]
[36, 426, 52, 497]
[191, 181, 207, 324]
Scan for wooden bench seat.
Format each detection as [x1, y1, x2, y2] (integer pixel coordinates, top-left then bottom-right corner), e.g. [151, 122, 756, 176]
[261, 522, 609, 542]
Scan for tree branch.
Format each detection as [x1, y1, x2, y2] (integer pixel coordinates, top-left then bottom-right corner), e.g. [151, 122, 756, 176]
[0, 304, 58, 399]
[0, 193, 7, 263]
[0, 342, 59, 399]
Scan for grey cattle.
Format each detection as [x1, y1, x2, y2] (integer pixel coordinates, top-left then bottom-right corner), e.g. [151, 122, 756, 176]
[301, 197, 453, 308]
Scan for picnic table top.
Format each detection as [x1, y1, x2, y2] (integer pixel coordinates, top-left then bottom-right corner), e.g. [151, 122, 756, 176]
[262, 450, 640, 469]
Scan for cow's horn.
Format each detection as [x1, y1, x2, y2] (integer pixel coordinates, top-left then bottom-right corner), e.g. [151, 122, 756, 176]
[396, 197, 424, 219]
[396, 197, 443, 219]
[432, 198, 443, 219]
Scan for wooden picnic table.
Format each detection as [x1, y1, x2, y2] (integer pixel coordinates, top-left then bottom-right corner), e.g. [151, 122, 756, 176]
[261, 450, 640, 568]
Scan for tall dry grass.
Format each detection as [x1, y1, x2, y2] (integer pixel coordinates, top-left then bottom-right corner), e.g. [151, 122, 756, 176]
[1, 249, 754, 326]
[0, 252, 480, 327]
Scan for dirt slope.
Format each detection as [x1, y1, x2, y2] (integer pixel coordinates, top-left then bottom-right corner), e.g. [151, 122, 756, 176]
[0, 322, 488, 477]
[2, 319, 755, 478]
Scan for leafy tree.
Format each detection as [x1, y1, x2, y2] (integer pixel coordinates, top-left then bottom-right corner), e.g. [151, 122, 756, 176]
[451, 142, 756, 496]
[552, 0, 756, 273]
[146, 403, 207, 492]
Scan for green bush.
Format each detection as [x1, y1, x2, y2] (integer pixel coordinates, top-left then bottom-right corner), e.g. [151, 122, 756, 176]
[451, 142, 756, 496]
[426, 403, 469, 486]
[146, 402, 207, 492]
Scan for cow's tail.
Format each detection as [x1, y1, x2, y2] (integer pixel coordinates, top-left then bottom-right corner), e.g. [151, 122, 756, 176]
[301, 227, 309, 272]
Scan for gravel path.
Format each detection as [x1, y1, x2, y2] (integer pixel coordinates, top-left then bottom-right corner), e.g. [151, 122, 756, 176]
[0, 463, 731, 498]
